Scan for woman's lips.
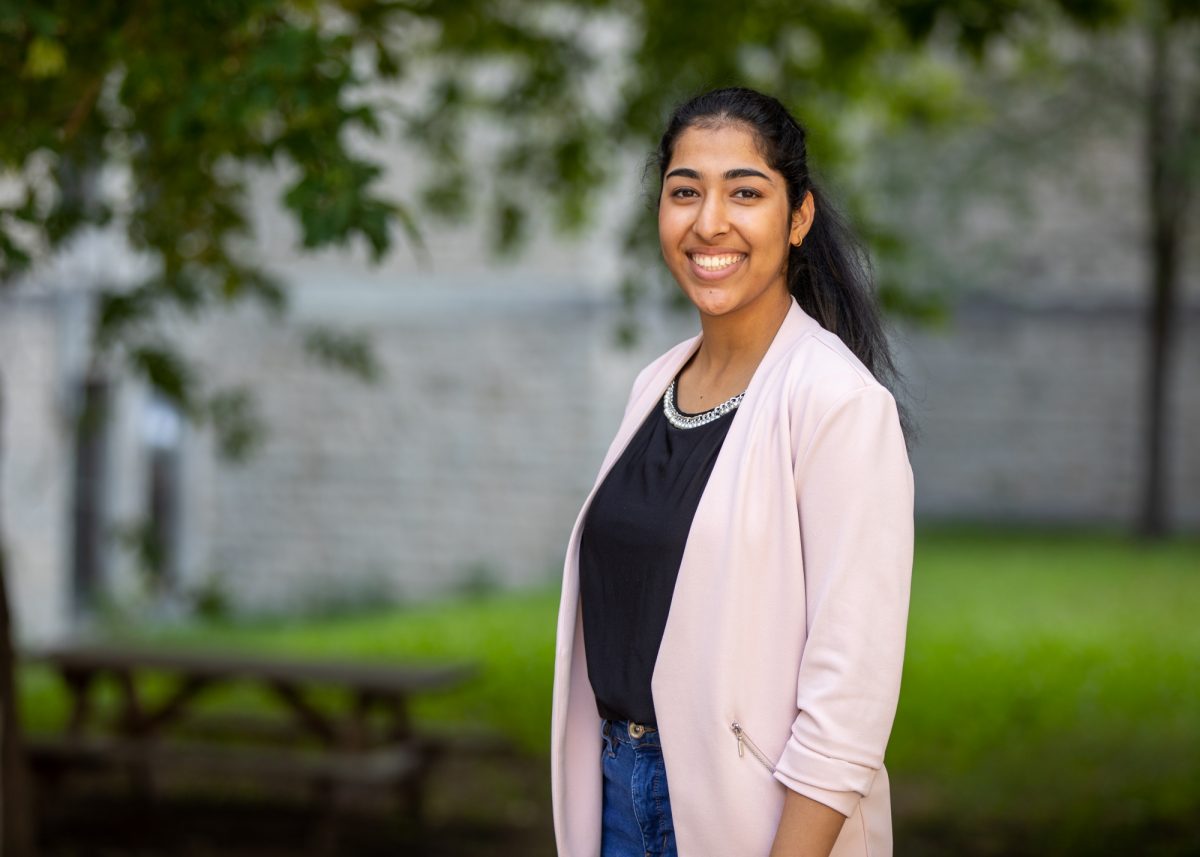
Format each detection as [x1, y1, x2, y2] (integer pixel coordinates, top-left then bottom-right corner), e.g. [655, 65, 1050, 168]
[687, 252, 747, 281]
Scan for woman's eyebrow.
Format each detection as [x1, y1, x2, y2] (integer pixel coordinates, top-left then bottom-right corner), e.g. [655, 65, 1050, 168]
[723, 168, 773, 183]
[665, 167, 774, 184]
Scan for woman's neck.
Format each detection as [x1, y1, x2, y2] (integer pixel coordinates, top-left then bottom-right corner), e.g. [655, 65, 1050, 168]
[672, 287, 792, 413]
[691, 287, 792, 378]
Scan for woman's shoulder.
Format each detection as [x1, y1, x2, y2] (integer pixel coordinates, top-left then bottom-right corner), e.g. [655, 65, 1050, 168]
[777, 324, 892, 396]
[773, 324, 898, 425]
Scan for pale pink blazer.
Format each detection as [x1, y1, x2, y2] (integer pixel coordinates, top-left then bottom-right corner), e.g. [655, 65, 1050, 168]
[550, 296, 915, 857]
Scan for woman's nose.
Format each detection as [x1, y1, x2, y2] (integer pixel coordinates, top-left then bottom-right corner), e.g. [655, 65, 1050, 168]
[693, 194, 729, 239]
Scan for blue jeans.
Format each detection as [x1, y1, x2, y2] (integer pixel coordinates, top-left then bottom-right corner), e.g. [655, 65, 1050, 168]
[600, 718, 679, 857]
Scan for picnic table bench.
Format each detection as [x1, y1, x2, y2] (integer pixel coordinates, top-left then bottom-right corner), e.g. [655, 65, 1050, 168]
[23, 642, 478, 836]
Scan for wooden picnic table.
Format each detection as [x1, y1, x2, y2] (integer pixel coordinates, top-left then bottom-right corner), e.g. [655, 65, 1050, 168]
[22, 641, 478, 840]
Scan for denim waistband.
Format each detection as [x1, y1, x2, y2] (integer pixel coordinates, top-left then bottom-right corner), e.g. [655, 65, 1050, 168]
[602, 717, 661, 749]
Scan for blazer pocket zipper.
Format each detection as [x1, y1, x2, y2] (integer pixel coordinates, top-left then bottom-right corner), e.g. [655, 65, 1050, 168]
[730, 721, 776, 774]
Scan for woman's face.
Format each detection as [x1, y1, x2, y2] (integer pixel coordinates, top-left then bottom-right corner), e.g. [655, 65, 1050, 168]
[658, 123, 812, 320]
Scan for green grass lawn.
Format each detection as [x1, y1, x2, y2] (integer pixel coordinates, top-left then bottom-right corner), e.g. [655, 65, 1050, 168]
[889, 526, 1200, 853]
[20, 525, 1200, 850]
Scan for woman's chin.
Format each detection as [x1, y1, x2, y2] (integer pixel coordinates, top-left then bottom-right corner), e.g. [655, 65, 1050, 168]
[678, 276, 791, 320]
[695, 302, 739, 319]
[682, 287, 746, 319]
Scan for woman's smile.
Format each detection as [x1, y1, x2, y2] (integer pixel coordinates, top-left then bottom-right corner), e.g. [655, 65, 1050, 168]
[687, 250, 748, 280]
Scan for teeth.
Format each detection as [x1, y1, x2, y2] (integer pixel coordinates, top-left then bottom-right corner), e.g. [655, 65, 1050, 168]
[691, 253, 745, 270]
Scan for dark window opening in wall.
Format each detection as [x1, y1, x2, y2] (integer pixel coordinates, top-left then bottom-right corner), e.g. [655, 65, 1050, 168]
[71, 372, 110, 614]
[143, 392, 183, 593]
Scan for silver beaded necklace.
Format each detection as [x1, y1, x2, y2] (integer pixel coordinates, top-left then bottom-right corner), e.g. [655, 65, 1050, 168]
[662, 377, 745, 430]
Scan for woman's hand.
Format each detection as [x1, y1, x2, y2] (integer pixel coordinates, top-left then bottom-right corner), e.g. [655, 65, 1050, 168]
[767, 789, 847, 857]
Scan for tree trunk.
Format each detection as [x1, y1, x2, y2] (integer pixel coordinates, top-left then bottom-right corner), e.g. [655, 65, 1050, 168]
[0, 372, 35, 856]
[1137, 8, 1188, 540]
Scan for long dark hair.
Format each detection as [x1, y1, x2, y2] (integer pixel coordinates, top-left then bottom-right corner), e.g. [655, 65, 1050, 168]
[654, 86, 916, 446]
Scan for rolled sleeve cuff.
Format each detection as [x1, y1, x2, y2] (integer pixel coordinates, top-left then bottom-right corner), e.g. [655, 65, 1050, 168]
[771, 737, 880, 818]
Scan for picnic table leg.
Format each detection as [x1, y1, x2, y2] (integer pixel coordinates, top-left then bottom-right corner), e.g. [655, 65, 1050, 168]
[311, 689, 366, 857]
[113, 669, 145, 733]
[267, 678, 349, 847]
[112, 669, 155, 803]
[30, 668, 95, 831]
[139, 675, 212, 734]
[346, 690, 376, 750]
[386, 695, 413, 743]
[268, 681, 337, 745]
[384, 696, 430, 829]
[61, 668, 94, 736]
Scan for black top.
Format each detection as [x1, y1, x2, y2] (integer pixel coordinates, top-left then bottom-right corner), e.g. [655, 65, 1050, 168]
[579, 374, 739, 726]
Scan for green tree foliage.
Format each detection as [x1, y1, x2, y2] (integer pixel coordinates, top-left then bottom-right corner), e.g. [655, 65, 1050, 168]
[1, 1, 419, 454]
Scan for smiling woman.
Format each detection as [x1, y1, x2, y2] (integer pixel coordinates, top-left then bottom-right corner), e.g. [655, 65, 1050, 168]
[658, 125, 808, 333]
[551, 87, 916, 857]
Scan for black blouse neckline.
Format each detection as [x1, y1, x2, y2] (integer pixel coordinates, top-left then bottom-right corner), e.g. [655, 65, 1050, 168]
[664, 371, 745, 425]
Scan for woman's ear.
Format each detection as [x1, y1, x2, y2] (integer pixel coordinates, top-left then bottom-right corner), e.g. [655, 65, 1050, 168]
[789, 190, 815, 247]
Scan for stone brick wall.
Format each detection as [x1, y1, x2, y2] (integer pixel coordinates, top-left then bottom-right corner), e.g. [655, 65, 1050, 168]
[896, 298, 1199, 526]
[2, 282, 1197, 640]
[167, 287, 694, 613]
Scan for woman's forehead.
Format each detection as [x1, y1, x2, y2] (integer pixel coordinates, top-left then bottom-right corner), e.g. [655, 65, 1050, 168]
[667, 124, 771, 175]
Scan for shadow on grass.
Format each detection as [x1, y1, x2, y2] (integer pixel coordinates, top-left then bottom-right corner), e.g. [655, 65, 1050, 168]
[36, 746, 555, 857]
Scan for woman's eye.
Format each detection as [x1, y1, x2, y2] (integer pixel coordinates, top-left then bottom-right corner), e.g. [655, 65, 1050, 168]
[671, 187, 699, 198]
[733, 188, 762, 199]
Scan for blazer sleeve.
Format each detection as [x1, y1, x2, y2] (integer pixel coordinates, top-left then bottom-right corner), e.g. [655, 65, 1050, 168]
[771, 383, 915, 817]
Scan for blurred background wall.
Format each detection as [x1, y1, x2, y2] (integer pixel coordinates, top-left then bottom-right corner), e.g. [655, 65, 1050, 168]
[2, 11, 1197, 644]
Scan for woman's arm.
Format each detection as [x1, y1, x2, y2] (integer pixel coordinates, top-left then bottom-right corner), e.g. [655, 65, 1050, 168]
[772, 382, 915, 815]
[768, 790, 847, 857]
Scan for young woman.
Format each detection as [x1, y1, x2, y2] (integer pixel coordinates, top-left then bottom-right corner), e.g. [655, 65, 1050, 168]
[550, 87, 915, 857]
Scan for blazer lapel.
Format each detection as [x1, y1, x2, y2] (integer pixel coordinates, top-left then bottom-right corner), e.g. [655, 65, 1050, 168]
[553, 332, 703, 652]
